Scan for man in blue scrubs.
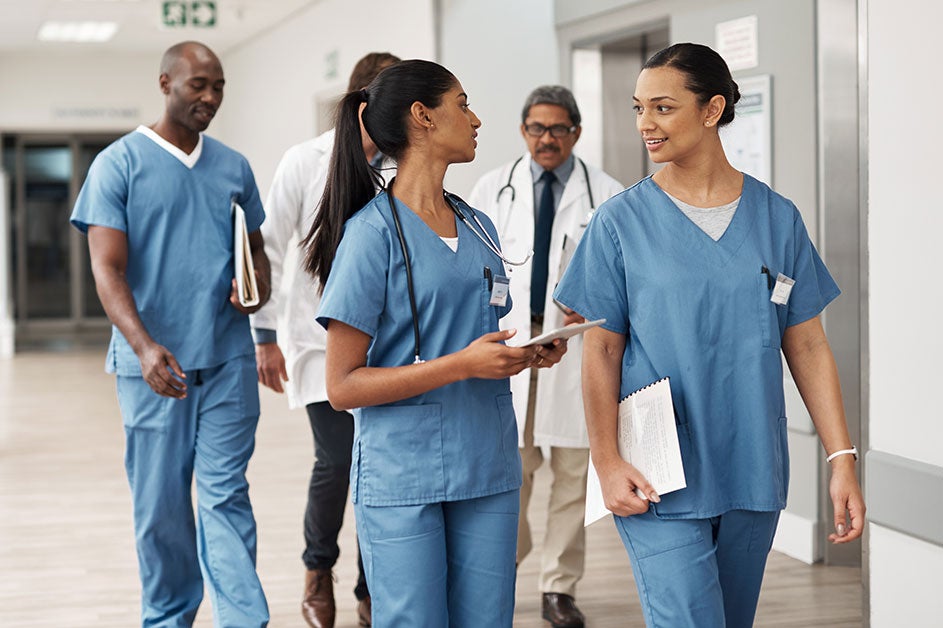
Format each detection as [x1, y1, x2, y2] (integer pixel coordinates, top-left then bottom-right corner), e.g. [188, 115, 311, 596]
[71, 41, 271, 627]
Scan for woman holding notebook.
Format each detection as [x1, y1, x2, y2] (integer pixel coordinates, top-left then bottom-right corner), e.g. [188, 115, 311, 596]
[554, 43, 864, 628]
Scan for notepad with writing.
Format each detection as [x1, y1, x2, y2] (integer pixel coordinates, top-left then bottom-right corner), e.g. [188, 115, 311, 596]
[232, 200, 260, 308]
[584, 377, 687, 525]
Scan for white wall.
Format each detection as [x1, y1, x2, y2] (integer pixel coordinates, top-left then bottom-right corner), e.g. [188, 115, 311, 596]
[0, 50, 161, 132]
[438, 0, 559, 197]
[868, 0, 943, 623]
[868, 1, 943, 469]
[214, 0, 436, 198]
[870, 525, 943, 625]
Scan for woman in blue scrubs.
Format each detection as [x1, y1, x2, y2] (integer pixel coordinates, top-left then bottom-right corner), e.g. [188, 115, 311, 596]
[554, 43, 866, 627]
[302, 60, 567, 627]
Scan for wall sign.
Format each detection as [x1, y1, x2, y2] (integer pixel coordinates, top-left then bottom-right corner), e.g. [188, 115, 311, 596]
[162, 1, 217, 28]
[716, 15, 758, 72]
[720, 74, 772, 185]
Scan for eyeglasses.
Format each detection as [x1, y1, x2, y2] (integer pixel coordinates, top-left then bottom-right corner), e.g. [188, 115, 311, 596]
[523, 123, 577, 138]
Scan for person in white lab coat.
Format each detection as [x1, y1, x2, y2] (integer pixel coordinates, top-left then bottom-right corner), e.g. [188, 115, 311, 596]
[249, 51, 399, 628]
[469, 85, 623, 628]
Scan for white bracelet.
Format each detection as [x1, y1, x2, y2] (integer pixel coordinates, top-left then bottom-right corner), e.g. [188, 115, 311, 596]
[826, 446, 858, 463]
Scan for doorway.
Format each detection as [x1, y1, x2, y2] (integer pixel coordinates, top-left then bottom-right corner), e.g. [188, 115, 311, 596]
[1, 133, 120, 348]
[570, 26, 669, 188]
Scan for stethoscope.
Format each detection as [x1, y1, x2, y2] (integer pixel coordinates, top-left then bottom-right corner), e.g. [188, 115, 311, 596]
[385, 178, 531, 364]
[495, 156, 596, 233]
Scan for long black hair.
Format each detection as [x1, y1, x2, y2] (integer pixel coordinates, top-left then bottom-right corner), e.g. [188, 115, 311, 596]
[302, 59, 458, 290]
[644, 43, 740, 127]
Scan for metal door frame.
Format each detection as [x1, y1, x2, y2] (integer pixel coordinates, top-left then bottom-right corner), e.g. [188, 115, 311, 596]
[5, 132, 119, 341]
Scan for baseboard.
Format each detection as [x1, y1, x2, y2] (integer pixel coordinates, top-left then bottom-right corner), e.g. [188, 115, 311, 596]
[772, 509, 821, 564]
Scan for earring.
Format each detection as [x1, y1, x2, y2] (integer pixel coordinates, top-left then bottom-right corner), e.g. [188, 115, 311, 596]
[705, 121, 713, 127]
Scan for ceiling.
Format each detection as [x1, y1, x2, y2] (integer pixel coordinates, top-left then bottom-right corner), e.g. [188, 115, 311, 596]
[0, 0, 319, 53]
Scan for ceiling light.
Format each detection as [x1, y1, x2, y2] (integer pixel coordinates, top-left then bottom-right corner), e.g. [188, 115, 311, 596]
[37, 21, 119, 43]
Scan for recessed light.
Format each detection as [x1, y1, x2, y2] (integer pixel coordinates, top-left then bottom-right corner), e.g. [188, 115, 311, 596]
[37, 21, 119, 43]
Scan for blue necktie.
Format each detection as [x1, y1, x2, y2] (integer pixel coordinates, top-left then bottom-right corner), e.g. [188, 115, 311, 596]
[531, 170, 556, 316]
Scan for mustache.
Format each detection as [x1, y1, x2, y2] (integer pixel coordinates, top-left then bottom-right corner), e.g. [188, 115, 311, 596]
[536, 144, 560, 153]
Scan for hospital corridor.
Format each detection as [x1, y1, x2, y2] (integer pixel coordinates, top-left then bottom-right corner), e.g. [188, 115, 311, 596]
[1, 1, 940, 627]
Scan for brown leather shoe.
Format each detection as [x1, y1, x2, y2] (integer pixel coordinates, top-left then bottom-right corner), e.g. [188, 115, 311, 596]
[357, 595, 371, 626]
[302, 569, 335, 628]
[542, 592, 585, 628]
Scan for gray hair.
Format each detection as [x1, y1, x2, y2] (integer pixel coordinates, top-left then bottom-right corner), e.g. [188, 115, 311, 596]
[520, 85, 581, 126]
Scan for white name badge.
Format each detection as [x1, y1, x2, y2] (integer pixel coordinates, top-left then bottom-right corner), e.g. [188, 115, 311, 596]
[490, 275, 510, 307]
[771, 273, 795, 305]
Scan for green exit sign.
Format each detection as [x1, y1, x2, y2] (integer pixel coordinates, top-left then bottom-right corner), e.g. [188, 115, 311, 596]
[162, 1, 217, 28]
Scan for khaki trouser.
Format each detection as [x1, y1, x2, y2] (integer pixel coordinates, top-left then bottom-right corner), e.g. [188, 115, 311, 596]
[517, 321, 590, 596]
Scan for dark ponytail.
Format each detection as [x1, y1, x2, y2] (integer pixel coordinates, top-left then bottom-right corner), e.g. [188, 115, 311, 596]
[644, 43, 740, 127]
[302, 59, 457, 290]
[302, 89, 382, 290]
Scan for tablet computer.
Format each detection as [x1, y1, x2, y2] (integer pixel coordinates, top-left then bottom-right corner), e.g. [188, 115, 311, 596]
[517, 318, 606, 347]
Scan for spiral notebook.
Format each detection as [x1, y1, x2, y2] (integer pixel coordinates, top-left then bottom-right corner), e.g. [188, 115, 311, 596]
[584, 377, 687, 525]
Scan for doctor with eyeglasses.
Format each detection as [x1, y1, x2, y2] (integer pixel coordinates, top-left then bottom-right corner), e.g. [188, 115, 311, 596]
[469, 85, 623, 628]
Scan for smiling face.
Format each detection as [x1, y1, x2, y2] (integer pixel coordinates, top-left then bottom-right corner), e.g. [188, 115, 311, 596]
[633, 66, 717, 165]
[429, 83, 481, 164]
[521, 103, 581, 171]
[160, 45, 225, 135]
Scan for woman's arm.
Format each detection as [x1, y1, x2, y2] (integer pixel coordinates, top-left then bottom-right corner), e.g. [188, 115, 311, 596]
[782, 316, 866, 543]
[325, 321, 566, 410]
[581, 326, 658, 516]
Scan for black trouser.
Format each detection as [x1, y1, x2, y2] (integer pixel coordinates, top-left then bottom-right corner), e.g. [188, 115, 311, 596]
[303, 401, 368, 600]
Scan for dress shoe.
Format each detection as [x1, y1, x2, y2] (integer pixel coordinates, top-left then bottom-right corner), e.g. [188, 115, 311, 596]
[357, 595, 372, 626]
[542, 592, 585, 628]
[302, 569, 336, 628]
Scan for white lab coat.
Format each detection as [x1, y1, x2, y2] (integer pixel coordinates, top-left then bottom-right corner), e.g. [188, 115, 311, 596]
[250, 129, 394, 408]
[469, 154, 623, 448]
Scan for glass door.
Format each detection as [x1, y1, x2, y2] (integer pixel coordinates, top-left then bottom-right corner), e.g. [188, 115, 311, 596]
[2, 133, 121, 344]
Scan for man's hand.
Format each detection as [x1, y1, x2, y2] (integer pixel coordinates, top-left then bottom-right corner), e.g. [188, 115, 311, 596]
[138, 342, 187, 398]
[256, 342, 289, 392]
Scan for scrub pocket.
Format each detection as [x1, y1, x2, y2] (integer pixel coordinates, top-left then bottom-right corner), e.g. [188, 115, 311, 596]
[358, 403, 445, 505]
[772, 416, 789, 503]
[756, 274, 782, 349]
[480, 275, 506, 334]
[116, 376, 173, 433]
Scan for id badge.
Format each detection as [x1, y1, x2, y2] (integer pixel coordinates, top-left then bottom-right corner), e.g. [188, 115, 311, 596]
[490, 275, 509, 307]
[771, 273, 795, 305]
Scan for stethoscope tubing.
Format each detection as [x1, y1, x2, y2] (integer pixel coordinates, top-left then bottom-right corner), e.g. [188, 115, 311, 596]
[385, 179, 526, 365]
[495, 156, 596, 236]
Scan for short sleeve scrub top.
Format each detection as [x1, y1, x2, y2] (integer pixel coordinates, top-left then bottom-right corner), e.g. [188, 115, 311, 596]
[316, 192, 523, 507]
[554, 174, 840, 519]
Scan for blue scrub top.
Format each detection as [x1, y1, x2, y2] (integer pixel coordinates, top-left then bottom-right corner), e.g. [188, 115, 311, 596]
[71, 131, 264, 375]
[317, 192, 522, 507]
[554, 175, 840, 518]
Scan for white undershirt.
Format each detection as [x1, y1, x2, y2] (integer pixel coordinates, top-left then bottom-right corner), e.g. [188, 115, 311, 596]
[440, 236, 459, 252]
[135, 125, 203, 169]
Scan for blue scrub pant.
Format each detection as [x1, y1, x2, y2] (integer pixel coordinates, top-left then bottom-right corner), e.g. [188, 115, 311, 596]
[355, 489, 520, 627]
[614, 509, 780, 628]
[116, 354, 269, 627]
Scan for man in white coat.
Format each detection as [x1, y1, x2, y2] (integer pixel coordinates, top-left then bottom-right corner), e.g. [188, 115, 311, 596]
[470, 85, 622, 628]
[250, 52, 399, 628]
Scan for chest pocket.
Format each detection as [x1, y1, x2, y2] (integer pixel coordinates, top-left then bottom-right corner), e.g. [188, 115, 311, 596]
[357, 403, 445, 505]
[756, 273, 783, 349]
[480, 271, 510, 335]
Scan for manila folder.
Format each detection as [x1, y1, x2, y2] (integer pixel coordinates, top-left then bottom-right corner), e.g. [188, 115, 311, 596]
[232, 201, 259, 308]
